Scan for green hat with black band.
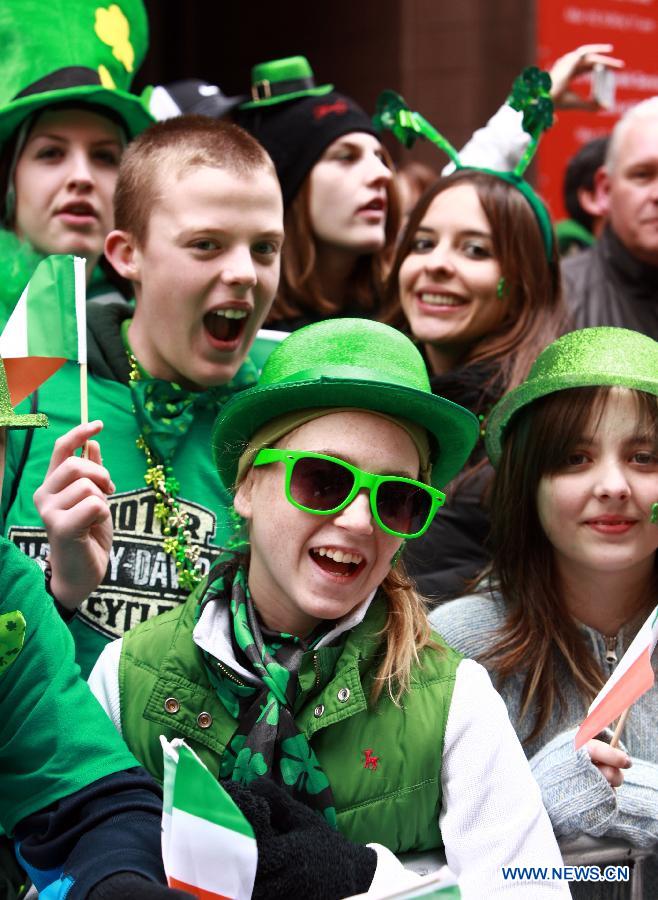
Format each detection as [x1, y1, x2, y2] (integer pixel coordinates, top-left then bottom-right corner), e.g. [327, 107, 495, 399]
[485, 327, 658, 467]
[0, 0, 153, 145]
[240, 55, 334, 110]
[236, 55, 378, 206]
[213, 318, 480, 491]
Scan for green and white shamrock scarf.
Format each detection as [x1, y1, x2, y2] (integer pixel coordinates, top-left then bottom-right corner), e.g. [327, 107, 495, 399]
[196, 563, 337, 827]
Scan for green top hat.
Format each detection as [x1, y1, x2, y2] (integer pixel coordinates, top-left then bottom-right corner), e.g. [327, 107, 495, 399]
[213, 318, 480, 490]
[485, 327, 658, 467]
[240, 55, 334, 110]
[0, 0, 153, 145]
[0, 358, 47, 428]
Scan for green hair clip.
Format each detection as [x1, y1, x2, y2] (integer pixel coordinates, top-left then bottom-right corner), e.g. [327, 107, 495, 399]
[373, 68, 555, 257]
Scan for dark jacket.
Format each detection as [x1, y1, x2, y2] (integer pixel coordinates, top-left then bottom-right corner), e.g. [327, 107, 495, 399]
[405, 362, 501, 605]
[561, 225, 658, 339]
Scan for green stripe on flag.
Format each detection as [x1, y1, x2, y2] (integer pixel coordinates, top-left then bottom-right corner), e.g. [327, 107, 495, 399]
[174, 745, 256, 841]
[25, 256, 79, 359]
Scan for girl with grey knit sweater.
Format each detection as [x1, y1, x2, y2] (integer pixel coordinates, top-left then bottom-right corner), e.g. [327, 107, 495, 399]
[430, 327, 658, 898]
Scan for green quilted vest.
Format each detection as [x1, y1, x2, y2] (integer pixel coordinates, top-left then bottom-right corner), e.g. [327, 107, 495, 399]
[119, 589, 461, 853]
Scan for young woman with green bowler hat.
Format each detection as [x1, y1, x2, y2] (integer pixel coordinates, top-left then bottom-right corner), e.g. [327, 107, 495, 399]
[431, 327, 658, 898]
[377, 76, 567, 603]
[0, 0, 153, 322]
[89, 318, 568, 899]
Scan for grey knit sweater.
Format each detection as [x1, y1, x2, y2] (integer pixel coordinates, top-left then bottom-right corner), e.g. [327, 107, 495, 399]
[430, 592, 657, 899]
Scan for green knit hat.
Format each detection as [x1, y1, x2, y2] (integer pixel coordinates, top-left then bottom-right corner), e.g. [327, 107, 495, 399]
[0, 0, 153, 145]
[239, 55, 334, 110]
[213, 318, 479, 490]
[0, 358, 47, 428]
[485, 327, 658, 467]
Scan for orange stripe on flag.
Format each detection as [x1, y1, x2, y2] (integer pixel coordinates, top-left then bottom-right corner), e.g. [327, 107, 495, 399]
[168, 876, 231, 900]
[4, 357, 66, 406]
[575, 649, 655, 749]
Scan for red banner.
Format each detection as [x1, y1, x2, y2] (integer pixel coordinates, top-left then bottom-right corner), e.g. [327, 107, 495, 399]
[536, 0, 658, 219]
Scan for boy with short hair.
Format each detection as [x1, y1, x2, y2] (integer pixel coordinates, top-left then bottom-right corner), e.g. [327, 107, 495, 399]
[1, 115, 284, 676]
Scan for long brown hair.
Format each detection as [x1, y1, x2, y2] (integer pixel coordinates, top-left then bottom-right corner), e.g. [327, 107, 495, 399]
[383, 169, 565, 395]
[267, 151, 401, 325]
[482, 386, 658, 743]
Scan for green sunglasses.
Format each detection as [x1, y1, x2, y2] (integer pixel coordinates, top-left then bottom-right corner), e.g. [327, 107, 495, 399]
[253, 449, 445, 539]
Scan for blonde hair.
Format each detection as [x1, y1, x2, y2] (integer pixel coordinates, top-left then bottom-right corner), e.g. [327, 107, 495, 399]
[372, 562, 439, 705]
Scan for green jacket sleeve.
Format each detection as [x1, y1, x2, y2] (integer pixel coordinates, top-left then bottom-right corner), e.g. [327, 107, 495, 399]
[0, 537, 137, 834]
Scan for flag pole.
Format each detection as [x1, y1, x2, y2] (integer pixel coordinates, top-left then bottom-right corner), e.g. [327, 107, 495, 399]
[609, 708, 630, 749]
[80, 361, 89, 459]
[74, 257, 89, 459]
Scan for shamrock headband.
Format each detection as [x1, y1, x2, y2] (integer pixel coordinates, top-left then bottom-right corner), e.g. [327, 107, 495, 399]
[373, 67, 555, 258]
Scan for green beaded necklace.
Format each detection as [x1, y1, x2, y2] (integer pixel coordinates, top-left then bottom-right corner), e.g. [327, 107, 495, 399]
[125, 345, 204, 591]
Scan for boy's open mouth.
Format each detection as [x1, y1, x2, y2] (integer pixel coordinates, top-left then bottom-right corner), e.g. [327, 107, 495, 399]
[203, 309, 249, 345]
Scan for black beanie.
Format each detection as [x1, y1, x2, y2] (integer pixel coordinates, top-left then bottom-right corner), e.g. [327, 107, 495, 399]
[236, 92, 380, 207]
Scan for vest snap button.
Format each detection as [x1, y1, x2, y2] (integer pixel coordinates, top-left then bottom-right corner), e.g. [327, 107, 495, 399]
[337, 687, 350, 703]
[197, 711, 213, 729]
[314, 704, 325, 718]
[164, 697, 180, 714]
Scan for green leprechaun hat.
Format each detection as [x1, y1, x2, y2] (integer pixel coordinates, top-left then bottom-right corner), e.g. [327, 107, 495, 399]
[0, 0, 153, 144]
[213, 318, 480, 491]
[485, 327, 658, 467]
[240, 55, 334, 110]
[0, 357, 47, 428]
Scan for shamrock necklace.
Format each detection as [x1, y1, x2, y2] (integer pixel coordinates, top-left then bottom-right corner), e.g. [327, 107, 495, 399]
[126, 348, 203, 591]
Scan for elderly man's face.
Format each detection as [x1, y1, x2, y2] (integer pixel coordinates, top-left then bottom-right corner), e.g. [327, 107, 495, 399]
[598, 117, 658, 266]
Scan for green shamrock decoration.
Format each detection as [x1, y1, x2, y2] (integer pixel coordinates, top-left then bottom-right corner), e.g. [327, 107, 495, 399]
[0, 611, 26, 676]
[280, 735, 331, 795]
[257, 694, 280, 726]
[373, 90, 461, 166]
[234, 747, 268, 784]
[508, 66, 554, 136]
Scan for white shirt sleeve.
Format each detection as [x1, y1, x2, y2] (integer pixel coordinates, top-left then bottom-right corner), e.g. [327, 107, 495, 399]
[87, 637, 123, 735]
[440, 659, 570, 897]
[443, 104, 530, 174]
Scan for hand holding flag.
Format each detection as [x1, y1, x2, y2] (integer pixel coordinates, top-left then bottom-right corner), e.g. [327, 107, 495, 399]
[160, 737, 258, 900]
[575, 605, 658, 750]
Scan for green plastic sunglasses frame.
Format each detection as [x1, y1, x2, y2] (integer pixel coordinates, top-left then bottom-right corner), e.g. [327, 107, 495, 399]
[253, 448, 446, 539]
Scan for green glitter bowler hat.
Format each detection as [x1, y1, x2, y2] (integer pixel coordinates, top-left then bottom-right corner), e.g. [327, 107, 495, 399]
[0, 0, 153, 145]
[0, 358, 47, 428]
[213, 318, 480, 490]
[486, 327, 658, 467]
[240, 55, 334, 110]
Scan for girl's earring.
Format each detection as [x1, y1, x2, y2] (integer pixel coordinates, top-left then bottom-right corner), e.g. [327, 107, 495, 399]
[390, 542, 406, 568]
[650, 502, 658, 524]
[496, 277, 508, 300]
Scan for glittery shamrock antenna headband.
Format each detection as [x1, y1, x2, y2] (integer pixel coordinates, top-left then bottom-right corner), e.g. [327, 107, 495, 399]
[373, 67, 555, 258]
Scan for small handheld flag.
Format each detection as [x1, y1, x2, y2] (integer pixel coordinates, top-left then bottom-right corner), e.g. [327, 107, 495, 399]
[575, 605, 658, 750]
[161, 736, 258, 900]
[0, 255, 87, 406]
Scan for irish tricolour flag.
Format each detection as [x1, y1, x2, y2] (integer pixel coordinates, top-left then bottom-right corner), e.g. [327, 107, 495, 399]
[575, 605, 658, 749]
[0, 255, 86, 405]
[161, 737, 257, 900]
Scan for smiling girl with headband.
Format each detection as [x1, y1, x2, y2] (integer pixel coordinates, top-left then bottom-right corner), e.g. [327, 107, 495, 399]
[89, 318, 568, 898]
[431, 326, 658, 898]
